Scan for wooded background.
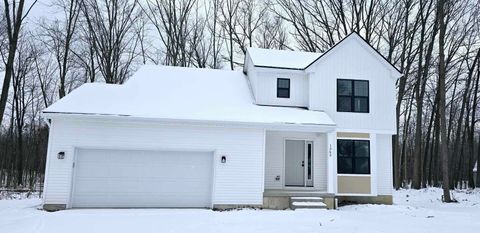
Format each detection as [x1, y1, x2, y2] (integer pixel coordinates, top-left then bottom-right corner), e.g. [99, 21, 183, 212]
[0, 0, 479, 196]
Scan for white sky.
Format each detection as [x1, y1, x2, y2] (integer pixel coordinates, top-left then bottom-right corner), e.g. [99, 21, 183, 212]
[26, 0, 58, 20]
[0, 71, 4, 87]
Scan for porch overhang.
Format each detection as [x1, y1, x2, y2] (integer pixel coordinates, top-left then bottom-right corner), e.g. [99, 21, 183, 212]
[264, 123, 336, 132]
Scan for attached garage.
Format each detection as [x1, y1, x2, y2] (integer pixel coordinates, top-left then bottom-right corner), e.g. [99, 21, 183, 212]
[71, 149, 213, 208]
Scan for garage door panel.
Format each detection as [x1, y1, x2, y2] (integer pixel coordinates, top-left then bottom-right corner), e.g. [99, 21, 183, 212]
[72, 149, 213, 208]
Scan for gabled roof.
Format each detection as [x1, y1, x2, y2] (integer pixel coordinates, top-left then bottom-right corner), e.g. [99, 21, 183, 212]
[245, 32, 402, 76]
[44, 65, 335, 128]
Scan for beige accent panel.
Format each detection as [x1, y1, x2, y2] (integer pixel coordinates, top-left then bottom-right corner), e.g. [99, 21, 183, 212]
[337, 132, 370, 138]
[337, 176, 371, 194]
[337, 195, 393, 205]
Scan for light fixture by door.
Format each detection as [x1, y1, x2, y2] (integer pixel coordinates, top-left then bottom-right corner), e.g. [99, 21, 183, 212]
[57, 152, 65, 159]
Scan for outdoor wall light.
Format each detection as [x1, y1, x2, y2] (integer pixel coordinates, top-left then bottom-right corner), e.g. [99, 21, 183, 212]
[221, 155, 227, 163]
[57, 151, 65, 160]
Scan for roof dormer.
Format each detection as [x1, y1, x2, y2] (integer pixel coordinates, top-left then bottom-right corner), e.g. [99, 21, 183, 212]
[243, 48, 321, 108]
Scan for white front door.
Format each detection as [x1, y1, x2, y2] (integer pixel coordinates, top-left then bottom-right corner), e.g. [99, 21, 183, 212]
[285, 140, 313, 187]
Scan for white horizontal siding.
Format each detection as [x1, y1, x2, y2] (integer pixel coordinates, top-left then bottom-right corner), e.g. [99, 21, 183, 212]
[43, 117, 265, 207]
[264, 131, 327, 191]
[376, 134, 393, 195]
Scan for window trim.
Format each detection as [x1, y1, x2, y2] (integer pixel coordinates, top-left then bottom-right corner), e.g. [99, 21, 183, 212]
[337, 79, 369, 113]
[277, 78, 290, 98]
[337, 139, 371, 175]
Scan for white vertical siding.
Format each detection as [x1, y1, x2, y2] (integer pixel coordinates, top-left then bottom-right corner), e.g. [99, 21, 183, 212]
[376, 134, 393, 195]
[308, 36, 397, 133]
[250, 68, 309, 107]
[264, 131, 327, 191]
[43, 117, 265, 207]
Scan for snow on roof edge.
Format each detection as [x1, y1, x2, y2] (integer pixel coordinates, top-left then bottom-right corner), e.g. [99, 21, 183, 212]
[246, 47, 322, 70]
[42, 111, 336, 128]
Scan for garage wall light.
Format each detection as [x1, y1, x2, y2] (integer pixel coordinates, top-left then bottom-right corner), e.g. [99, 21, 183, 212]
[57, 152, 65, 160]
[221, 155, 226, 163]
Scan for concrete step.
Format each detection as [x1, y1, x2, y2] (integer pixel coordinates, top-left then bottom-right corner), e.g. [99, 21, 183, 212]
[291, 201, 327, 209]
[290, 197, 324, 202]
[290, 196, 327, 209]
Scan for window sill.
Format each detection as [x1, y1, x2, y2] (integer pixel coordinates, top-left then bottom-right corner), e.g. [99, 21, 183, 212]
[337, 174, 371, 177]
[337, 111, 370, 113]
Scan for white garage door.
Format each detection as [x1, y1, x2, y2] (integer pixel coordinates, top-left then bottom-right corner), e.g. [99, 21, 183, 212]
[71, 149, 213, 208]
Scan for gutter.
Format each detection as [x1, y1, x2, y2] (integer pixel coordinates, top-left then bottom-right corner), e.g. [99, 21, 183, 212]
[42, 111, 337, 132]
[42, 114, 51, 128]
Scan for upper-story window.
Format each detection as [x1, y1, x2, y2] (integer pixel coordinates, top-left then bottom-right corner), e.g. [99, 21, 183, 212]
[277, 78, 290, 98]
[337, 79, 369, 113]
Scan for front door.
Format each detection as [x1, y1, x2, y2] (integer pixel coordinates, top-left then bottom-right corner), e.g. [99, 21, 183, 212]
[285, 140, 313, 187]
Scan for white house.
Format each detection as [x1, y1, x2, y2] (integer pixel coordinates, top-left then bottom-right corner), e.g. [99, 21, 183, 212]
[41, 32, 401, 211]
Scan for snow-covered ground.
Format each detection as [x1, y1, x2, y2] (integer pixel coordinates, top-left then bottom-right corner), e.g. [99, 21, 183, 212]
[0, 188, 479, 233]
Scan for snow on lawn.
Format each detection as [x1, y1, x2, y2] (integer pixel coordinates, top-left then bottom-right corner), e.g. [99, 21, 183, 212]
[0, 188, 479, 233]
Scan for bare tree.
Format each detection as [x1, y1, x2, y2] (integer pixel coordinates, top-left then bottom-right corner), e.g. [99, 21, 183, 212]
[208, 0, 223, 69]
[0, 0, 37, 127]
[31, 44, 57, 108]
[80, 0, 141, 84]
[219, 0, 240, 70]
[233, 0, 267, 54]
[188, 2, 223, 68]
[274, 0, 386, 52]
[219, 0, 267, 68]
[41, 0, 80, 98]
[142, 0, 197, 67]
[437, 0, 452, 202]
[10, 38, 36, 186]
[255, 13, 289, 50]
[71, 19, 98, 83]
[412, 0, 437, 189]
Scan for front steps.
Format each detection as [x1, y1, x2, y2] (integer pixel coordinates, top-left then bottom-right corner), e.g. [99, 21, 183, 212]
[290, 197, 327, 209]
[263, 190, 335, 209]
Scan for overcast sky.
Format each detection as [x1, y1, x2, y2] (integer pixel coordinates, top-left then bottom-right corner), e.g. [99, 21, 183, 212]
[24, 0, 63, 22]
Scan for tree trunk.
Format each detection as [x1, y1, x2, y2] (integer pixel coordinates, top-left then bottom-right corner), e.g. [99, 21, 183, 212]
[437, 0, 452, 202]
[0, 0, 29, 126]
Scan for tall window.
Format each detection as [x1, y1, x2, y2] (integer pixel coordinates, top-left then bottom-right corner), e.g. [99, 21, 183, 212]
[337, 79, 369, 113]
[277, 78, 290, 98]
[337, 139, 370, 174]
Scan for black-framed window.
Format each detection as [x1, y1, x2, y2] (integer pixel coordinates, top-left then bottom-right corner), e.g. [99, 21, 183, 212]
[277, 78, 290, 98]
[337, 79, 369, 113]
[337, 139, 370, 174]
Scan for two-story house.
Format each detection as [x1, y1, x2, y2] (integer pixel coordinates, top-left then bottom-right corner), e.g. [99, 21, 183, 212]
[41, 32, 400, 211]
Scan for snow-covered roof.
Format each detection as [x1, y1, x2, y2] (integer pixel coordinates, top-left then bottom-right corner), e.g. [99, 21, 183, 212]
[44, 65, 335, 128]
[246, 47, 322, 70]
[245, 33, 401, 76]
